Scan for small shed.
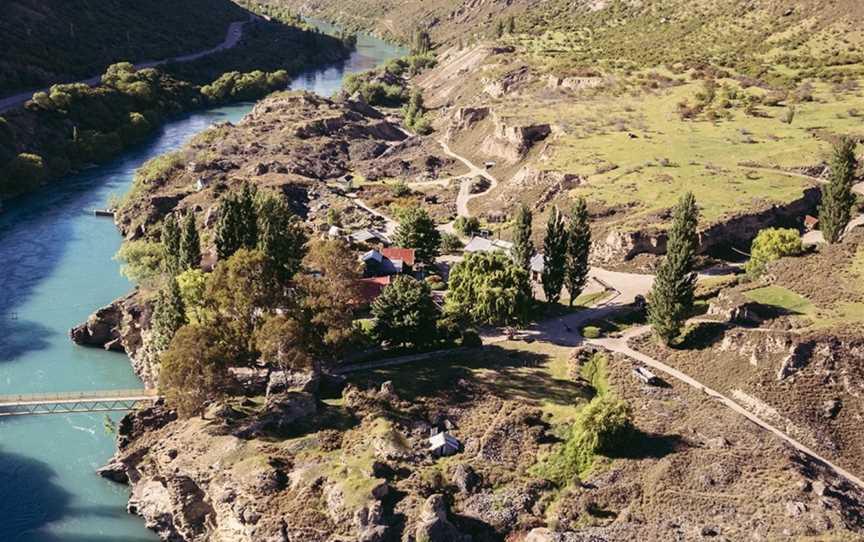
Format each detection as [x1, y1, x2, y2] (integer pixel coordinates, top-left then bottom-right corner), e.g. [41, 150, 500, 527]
[633, 366, 660, 386]
[428, 432, 461, 457]
[804, 215, 819, 231]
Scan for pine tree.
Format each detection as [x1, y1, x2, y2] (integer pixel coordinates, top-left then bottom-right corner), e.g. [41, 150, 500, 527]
[161, 213, 181, 275]
[541, 207, 567, 305]
[179, 212, 201, 271]
[819, 137, 858, 244]
[496, 19, 505, 38]
[150, 277, 187, 352]
[565, 197, 591, 306]
[647, 192, 700, 345]
[507, 15, 516, 34]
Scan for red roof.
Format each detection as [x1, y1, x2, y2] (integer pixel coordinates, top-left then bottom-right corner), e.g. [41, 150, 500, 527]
[381, 247, 416, 267]
[355, 276, 392, 305]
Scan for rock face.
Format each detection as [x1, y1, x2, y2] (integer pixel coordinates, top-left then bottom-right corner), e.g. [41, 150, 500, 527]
[69, 291, 144, 353]
[414, 495, 471, 542]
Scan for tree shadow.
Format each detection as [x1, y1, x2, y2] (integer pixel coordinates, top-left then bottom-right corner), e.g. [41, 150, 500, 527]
[346, 345, 594, 410]
[606, 428, 688, 461]
[0, 446, 72, 541]
[674, 322, 728, 350]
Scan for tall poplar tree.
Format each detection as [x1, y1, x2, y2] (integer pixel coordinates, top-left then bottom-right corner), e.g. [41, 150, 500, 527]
[215, 182, 259, 261]
[565, 197, 591, 306]
[647, 192, 699, 345]
[819, 137, 858, 244]
[179, 212, 201, 271]
[150, 277, 187, 352]
[541, 207, 567, 305]
[161, 213, 181, 275]
[257, 193, 308, 284]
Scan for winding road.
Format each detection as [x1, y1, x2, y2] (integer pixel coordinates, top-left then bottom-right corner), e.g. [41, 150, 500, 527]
[419, 142, 864, 492]
[0, 17, 252, 113]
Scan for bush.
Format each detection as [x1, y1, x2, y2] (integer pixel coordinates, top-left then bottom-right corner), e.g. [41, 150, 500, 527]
[460, 329, 483, 347]
[453, 216, 481, 237]
[536, 395, 633, 485]
[390, 181, 412, 197]
[441, 232, 464, 253]
[745, 227, 803, 277]
[581, 326, 602, 339]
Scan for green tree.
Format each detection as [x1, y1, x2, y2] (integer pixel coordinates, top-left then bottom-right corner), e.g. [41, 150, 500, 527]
[445, 251, 530, 326]
[453, 215, 481, 237]
[507, 15, 516, 34]
[404, 89, 426, 129]
[115, 240, 165, 285]
[412, 29, 432, 55]
[255, 314, 314, 373]
[647, 192, 699, 345]
[215, 182, 259, 260]
[150, 277, 187, 352]
[297, 239, 363, 360]
[745, 228, 803, 277]
[819, 137, 858, 244]
[537, 394, 633, 485]
[496, 19, 505, 38]
[394, 206, 441, 266]
[511, 204, 534, 289]
[371, 275, 438, 347]
[176, 268, 210, 324]
[161, 213, 181, 274]
[179, 212, 201, 271]
[542, 208, 568, 305]
[565, 198, 592, 306]
[205, 248, 280, 365]
[257, 193, 308, 284]
[159, 324, 231, 419]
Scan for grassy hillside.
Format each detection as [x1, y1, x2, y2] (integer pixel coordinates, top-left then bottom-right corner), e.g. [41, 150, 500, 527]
[0, 0, 247, 96]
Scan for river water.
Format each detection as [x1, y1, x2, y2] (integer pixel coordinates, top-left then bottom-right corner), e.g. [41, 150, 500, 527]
[0, 25, 403, 542]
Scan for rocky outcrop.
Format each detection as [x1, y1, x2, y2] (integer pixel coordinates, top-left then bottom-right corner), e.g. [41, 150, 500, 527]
[414, 494, 471, 542]
[69, 291, 146, 355]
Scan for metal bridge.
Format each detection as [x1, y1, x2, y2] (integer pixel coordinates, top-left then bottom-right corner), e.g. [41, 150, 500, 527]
[0, 389, 160, 417]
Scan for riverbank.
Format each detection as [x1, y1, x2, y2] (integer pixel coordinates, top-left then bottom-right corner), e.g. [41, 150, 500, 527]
[0, 17, 353, 204]
[0, 24, 404, 541]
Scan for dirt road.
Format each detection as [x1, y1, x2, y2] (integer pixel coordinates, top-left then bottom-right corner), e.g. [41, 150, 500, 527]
[590, 326, 864, 492]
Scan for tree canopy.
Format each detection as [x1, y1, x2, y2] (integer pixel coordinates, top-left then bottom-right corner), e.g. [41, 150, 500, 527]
[745, 227, 803, 277]
[394, 206, 441, 266]
[159, 324, 231, 419]
[445, 251, 530, 326]
[565, 198, 591, 306]
[371, 275, 439, 347]
[819, 137, 858, 244]
[647, 192, 699, 345]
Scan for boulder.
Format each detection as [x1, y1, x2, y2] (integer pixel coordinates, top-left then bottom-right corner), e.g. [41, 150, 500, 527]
[450, 463, 480, 494]
[414, 494, 471, 542]
[97, 459, 129, 484]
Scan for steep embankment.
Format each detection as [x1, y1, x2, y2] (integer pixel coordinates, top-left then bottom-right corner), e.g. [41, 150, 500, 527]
[0, 0, 248, 97]
[0, 11, 354, 202]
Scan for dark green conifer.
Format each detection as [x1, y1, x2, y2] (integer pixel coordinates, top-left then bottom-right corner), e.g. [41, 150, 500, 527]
[541, 207, 567, 305]
[161, 213, 181, 274]
[647, 192, 699, 345]
[819, 137, 858, 244]
[150, 277, 186, 352]
[565, 197, 591, 306]
[179, 212, 201, 271]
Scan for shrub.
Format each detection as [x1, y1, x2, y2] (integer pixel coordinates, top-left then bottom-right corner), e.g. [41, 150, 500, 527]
[453, 216, 481, 237]
[745, 228, 803, 277]
[441, 232, 464, 253]
[460, 329, 482, 347]
[390, 181, 412, 197]
[581, 326, 602, 339]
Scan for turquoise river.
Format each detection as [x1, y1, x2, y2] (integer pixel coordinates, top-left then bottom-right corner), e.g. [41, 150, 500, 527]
[0, 23, 403, 541]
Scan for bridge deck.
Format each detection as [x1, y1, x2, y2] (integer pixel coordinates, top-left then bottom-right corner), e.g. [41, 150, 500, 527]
[0, 389, 160, 416]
